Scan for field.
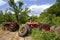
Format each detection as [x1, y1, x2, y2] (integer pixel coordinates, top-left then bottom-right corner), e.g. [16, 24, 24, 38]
[0, 24, 60, 40]
[30, 28, 60, 40]
[0, 24, 32, 40]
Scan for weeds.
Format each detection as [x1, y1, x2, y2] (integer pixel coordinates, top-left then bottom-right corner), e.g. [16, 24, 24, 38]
[31, 28, 60, 40]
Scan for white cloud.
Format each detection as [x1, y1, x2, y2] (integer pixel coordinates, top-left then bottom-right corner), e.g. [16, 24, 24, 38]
[14, 0, 19, 3]
[6, 10, 14, 14]
[14, 0, 22, 3]
[29, 0, 37, 1]
[0, 0, 6, 6]
[28, 4, 53, 16]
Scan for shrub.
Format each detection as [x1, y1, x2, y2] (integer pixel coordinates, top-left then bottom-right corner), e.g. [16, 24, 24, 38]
[31, 28, 60, 40]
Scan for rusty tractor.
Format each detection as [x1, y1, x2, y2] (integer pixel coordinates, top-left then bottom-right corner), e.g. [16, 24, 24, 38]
[2, 22, 51, 37]
[18, 22, 50, 37]
[2, 22, 19, 32]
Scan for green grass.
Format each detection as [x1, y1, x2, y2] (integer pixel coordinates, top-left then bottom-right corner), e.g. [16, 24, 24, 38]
[30, 28, 60, 40]
[0, 24, 3, 29]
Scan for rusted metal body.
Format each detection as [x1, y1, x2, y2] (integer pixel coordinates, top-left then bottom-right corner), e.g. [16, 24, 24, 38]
[26, 22, 50, 31]
[2, 22, 51, 37]
[2, 22, 19, 31]
[2, 22, 50, 32]
[26, 22, 41, 28]
[18, 22, 51, 37]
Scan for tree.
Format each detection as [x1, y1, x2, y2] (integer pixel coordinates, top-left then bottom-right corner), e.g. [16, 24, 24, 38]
[39, 12, 50, 24]
[29, 15, 38, 22]
[56, 0, 60, 3]
[0, 10, 4, 23]
[8, 0, 23, 23]
[47, 0, 60, 16]
[4, 10, 12, 22]
[39, 0, 60, 26]
[39, 10, 56, 25]
[19, 8, 30, 24]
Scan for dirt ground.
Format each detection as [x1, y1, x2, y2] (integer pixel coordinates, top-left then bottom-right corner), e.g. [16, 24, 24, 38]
[0, 29, 33, 40]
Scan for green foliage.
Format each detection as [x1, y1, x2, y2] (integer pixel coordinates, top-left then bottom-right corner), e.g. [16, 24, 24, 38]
[29, 15, 39, 22]
[39, 12, 55, 25]
[39, 12, 50, 24]
[39, 0, 60, 26]
[47, 0, 60, 16]
[0, 10, 17, 23]
[56, 0, 60, 3]
[53, 17, 60, 26]
[0, 10, 4, 23]
[31, 28, 60, 40]
[8, 0, 23, 23]
[4, 12, 12, 22]
[8, 0, 30, 24]
[4, 10, 16, 22]
[0, 24, 3, 29]
[19, 8, 30, 24]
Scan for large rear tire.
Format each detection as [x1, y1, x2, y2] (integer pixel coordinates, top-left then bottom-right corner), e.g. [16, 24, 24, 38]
[18, 25, 28, 37]
[18, 24, 31, 37]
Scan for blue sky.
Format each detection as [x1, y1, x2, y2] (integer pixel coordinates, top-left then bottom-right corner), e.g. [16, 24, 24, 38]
[0, 0, 56, 16]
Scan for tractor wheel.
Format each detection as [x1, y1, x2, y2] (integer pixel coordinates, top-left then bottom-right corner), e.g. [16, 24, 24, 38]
[18, 24, 31, 37]
[23, 24, 32, 34]
[18, 25, 28, 37]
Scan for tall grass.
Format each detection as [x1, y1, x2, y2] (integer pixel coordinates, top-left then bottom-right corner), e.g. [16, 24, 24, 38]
[0, 24, 3, 29]
[30, 28, 60, 40]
